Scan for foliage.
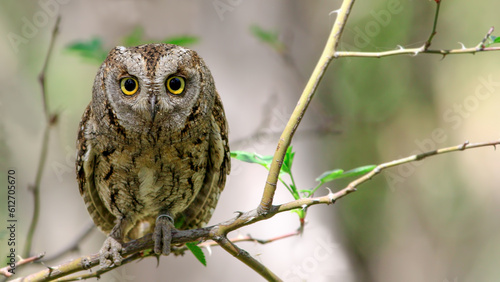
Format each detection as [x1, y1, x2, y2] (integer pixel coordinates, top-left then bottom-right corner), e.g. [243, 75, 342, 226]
[250, 24, 285, 53]
[231, 147, 376, 227]
[185, 242, 206, 266]
[66, 26, 199, 63]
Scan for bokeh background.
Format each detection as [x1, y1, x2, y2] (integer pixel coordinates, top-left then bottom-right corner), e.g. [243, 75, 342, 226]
[1, 0, 500, 281]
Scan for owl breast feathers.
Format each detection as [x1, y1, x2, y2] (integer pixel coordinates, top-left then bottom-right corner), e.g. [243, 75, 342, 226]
[76, 43, 230, 244]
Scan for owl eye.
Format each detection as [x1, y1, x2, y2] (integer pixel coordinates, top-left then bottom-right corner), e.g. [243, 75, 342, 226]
[166, 76, 185, 95]
[120, 77, 139, 96]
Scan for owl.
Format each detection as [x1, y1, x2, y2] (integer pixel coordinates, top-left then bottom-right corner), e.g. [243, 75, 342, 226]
[75, 43, 230, 267]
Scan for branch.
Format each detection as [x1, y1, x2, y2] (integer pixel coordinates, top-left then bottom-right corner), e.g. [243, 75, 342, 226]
[424, 0, 441, 49]
[214, 236, 282, 281]
[16, 140, 499, 281]
[328, 140, 500, 203]
[335, 44, 500, 59]
[258, 0, 356, 215]
[24, 16, 61, 259]
[0, 253, 45, 278]
[336, 25, 500, 59]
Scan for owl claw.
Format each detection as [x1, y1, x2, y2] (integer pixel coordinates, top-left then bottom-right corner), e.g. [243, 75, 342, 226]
[99, 236, 123, 269]
[153, 214, 175, 255]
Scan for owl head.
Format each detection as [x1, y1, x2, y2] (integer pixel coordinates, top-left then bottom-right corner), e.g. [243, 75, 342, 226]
[91, 43, 216, 134]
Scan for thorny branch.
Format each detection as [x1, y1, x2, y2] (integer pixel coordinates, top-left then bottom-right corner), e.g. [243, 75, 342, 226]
[11, 1, 500, 281]
[18, 139, 500, 281]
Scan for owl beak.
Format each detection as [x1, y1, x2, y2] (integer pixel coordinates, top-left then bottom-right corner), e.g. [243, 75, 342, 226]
[150, 95, 157, 121]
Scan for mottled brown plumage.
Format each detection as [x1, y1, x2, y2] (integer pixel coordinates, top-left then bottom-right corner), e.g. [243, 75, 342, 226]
[76, 43, 230, 267]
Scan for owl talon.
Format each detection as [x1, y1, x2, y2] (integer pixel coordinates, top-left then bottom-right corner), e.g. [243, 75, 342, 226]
[99, 237, 123, 269]
[153, 214, 175, 255]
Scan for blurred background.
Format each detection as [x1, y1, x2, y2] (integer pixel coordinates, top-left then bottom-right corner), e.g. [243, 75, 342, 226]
[1, 0, 500, 281]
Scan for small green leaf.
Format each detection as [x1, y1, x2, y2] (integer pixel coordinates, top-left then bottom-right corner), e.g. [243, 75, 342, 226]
[291, 208, 306, 219]
[315, 165, 376, 184]
[186, 242, 206, 266]
[254, 154, 273, 166]
[231, 151, 272, 167]
[281, 146, 295, 175]
[250, 25, 285, 53]
[123, 26, 144, 46]
[66, 37, 108, 63]
[341, 165, 376, 178]
[162, 36, 199, 46]
[486, 35, 500, 47]
[315, 169, 344, 183]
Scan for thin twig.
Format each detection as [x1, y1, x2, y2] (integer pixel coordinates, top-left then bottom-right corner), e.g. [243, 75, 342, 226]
[335, 45, 500, 58]
[24, 16, 61, 259]
[0, 253, 45, 278]
[327, 140, 500, 203]
[337, 24, 500, 59]
[425, 0, 441, 49]
[477, 26, 495, 50]
[257, 0, 357, 215]
[214, 236, 282, 282]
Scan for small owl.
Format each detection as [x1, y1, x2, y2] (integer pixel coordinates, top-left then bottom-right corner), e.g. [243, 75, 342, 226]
[75, 43, 230, 267]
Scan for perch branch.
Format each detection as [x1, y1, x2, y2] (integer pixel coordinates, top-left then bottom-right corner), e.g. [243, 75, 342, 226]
[15, 140, 500, 281]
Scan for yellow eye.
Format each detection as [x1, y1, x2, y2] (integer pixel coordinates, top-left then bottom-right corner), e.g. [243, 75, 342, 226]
[120, 77, 139, 96]
[166, 76, 185, 95]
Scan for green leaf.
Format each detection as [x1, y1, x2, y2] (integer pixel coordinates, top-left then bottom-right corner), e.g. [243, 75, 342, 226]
[291, 208, 306, 219]
[250, 25, 285, 53]
[315, 165, 376, 184]
[341, 165, 376, 178]
[486, 35, 500, 47]
[162, 36, 199, 46]
[65, 37, 108, 63]
[231, 151, 272, 167]
[315, 169, 344, 183]
[186, 242, 206, 266]
[281, 146, 295, 174]
[123, 26, 144, 46]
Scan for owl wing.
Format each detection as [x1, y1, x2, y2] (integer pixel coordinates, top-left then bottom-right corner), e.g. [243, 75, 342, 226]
[76, 104, 117, 234]
[179, 92, 231, 229]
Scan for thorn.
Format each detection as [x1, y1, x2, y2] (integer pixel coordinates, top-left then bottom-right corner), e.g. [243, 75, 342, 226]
[326, 187, 335, 203]
[329, 9, 341, 16]
[460, 140, 469, 150]
[458, 42, 466, 49]
[396, 45, 404, 50]
[155, 254, 161, 267]
[233, 211, 244, 218]
[205, 245, 212, 256]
